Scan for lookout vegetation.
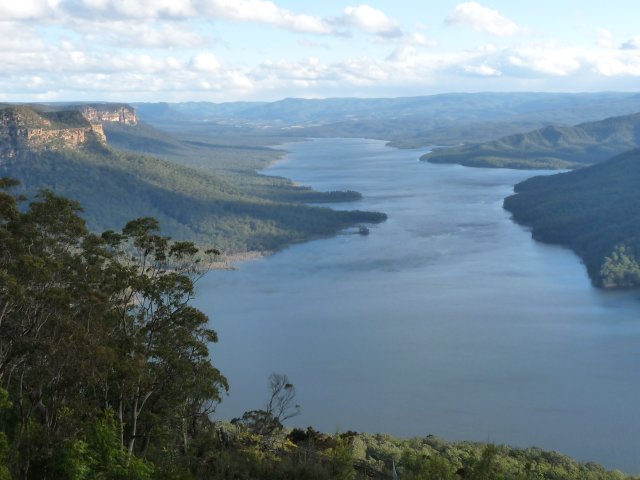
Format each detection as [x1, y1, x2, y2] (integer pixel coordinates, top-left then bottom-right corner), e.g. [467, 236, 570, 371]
[0, 179, 636, 479]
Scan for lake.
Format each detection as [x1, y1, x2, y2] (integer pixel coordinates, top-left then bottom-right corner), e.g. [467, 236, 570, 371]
[194, 138, 640, 473]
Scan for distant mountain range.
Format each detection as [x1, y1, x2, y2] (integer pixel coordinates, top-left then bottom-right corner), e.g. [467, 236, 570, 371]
[134, 92, 640, 147]
[423, 111, 640, 169]
[0, 104, 385, 254]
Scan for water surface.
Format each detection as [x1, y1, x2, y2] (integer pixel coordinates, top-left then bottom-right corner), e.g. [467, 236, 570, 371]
[195, 138, 640, 472]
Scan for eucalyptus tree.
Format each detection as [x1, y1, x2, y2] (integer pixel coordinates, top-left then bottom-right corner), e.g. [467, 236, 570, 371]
[0, 178, 227, 478]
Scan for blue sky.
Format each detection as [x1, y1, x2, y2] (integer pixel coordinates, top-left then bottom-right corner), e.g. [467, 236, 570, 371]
[1, 0, 640, 101]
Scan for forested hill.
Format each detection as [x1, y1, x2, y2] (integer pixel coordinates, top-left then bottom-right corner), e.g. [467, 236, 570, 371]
[504, 148, 640, 288]
[422, 112, 640, 169]
[0, 104, 386, 254]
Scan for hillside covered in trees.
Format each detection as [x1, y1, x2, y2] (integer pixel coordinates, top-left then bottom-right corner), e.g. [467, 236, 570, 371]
[1, 179, 636, 479]
[0, 105, 385, 255]
[423, 112, 640, 169]
[504, 149, 640, 288]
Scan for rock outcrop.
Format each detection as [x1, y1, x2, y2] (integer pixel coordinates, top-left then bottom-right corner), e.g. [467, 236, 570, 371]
[80, 104, 138, 126]
[0, 104, 139, 159]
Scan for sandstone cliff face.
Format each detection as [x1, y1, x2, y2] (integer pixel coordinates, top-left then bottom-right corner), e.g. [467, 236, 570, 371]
[0, 107, 107, 159]
[80, 105, 138, 126]
[22, 124, 106, 149]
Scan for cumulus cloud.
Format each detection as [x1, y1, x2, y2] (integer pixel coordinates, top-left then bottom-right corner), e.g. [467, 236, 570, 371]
[74, 0, 196, 19]
[60, 0, 332, 34]
[190, 52, 221, 72]
[7, 0, 411, 40]
[339, 5, 402, 38]
[201, 0, 331, 34]
[506, 45, 582, 76]
[0, 22, 46, 52]
[0, 0, 57, 20]
[3, 1, 640, 101]
[447, 2, 520, 37]
[3, 41, 640, 101]
[587, 50, 640, 76]
[405, 32, 438, 47]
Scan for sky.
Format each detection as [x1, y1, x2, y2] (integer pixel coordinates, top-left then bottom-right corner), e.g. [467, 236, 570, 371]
[2, 0, 640, 102]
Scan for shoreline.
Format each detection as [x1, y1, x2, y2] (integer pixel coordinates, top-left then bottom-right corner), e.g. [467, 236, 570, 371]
[207, 250, 272, 270]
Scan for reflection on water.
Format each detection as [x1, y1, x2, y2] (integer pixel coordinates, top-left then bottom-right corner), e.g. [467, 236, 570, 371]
[194, 138, 640, 473]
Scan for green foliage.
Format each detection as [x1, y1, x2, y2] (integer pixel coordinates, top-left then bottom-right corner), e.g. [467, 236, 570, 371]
[600, 244, 640, 288]
[328, 435, 356, 480]
[400, 448, 457, 480]
[469, 444, 504, 480]
[58, 413, 153, 480]
[504, 148, 640, 287]
[0, 181, 227, 478]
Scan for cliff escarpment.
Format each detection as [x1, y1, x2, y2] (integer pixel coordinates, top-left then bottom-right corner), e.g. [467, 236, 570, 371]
[0, 106, 108, 158]
[79, 104, 138, 126]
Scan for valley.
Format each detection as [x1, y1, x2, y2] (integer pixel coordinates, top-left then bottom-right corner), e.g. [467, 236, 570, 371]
[6, 2, 640, 478]
[3, 93, 640, 478]
[0, 103, 385, 255]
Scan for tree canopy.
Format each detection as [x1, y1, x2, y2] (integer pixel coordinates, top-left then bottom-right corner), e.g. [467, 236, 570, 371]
[0, 178, 227, 478]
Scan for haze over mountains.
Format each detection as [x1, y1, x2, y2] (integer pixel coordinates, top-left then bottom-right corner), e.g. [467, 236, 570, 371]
[135, 92, 640, 147]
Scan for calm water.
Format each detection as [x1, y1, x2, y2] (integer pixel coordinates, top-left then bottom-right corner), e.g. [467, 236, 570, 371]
[195, 138, 640, 472]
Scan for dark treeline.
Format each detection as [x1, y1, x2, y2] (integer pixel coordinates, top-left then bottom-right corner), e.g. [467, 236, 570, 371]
[2, 146, 385, 254]
[1, 179, 637, 479]
[504, 148, 640, 288]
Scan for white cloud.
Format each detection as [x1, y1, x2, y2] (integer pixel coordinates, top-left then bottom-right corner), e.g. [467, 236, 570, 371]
[76, 0, 196, 19]
[406, 32, 437, 47]
[447, 2, 520, 37]
[190, 53, 221, 72]
[3, 2, 640, 101]
[506, 45, 581, 76]
[202, 0, 331, 34]
[0, 0, 57, 20]
[596, 28, 615, 48]
[341, 5, 402, 37]
[0, 22, 46, 52]
[587, 50, 640, 76]
[64, 0, 332, 34]
[462, 64, 501, 76]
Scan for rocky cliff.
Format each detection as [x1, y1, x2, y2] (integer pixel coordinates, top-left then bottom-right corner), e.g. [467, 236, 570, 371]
[80, 104, 138, 126]
[0, 105, 124, 158]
